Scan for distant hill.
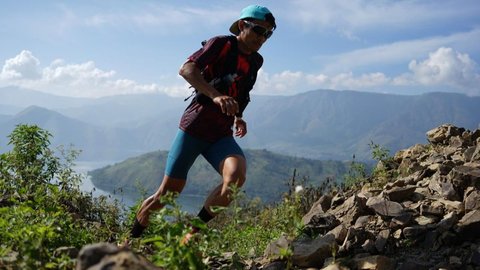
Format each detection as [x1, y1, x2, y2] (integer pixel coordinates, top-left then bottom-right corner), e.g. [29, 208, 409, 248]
[1, 86, 479, 162]
[242, 90, 480, 160]
[0, 106, 140, 160]
[0, 86, 91, 113]
[59, 93, 185, 127]
[89, 149, 349, 203]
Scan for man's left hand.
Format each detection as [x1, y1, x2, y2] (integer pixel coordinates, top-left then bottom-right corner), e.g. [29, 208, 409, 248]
[235, 118, 247, 138]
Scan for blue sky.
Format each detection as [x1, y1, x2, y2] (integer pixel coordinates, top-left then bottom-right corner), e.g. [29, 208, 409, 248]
[1, 0, 479, 98]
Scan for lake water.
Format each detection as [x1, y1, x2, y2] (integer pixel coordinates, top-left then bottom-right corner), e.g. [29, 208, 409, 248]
[75, 161, 205, 214]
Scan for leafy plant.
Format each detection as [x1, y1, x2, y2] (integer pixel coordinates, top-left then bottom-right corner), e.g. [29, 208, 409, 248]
[0, 124, 122, 269]
[368, 141, 397, 187]
[342, 142, 396, 189]
[343, 154, 367, 189]
[207, 177, 308, 258]
[369, 141, 392, 163]
[124, 176, 315, 269]
[124, 192, 208, 269]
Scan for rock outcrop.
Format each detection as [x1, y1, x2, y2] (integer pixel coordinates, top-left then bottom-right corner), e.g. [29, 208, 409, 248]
[264, 124, 479, 269]
[76, 243, 163, 270]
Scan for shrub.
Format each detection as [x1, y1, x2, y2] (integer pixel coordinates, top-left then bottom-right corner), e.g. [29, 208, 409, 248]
[0, 124, 122, 269]
[343, 154, 367, 189]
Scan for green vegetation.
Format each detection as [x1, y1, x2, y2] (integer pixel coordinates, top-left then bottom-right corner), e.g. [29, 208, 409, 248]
[0, 124, 122, 269]
[127, 175, 330, 270]
[342, 141, 393, 189]
[0, 124, 336, 269]
[368, 141, 397, 188]
[1, 124, 386, 269]
[343, 154, 368, 188]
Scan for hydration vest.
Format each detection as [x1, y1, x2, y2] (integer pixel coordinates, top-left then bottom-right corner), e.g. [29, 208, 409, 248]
[190, 35, 263, 117]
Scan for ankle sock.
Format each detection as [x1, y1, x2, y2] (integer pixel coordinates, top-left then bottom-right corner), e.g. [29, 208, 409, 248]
[197, 206, 214, 223]
[190, 226, 200, 234]
[130, 218, 146, 238]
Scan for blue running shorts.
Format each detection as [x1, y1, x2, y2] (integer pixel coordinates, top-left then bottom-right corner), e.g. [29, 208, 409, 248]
[165, 129, 245, 179]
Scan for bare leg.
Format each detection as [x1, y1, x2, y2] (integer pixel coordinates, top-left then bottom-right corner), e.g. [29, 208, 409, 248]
[136, 175, 186, 226]
[203, 154, 247, 217]
[180, 155, 246, 245]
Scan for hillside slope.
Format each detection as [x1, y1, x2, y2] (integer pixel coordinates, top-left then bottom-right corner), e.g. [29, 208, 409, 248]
[89, 149, 350, 203]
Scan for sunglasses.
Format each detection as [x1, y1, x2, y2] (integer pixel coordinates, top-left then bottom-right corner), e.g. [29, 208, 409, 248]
[242, 20, 273, 39]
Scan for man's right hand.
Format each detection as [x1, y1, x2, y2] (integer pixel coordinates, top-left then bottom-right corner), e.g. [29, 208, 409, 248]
[213, 95, 239, 116]
[180, 62, 239, 116]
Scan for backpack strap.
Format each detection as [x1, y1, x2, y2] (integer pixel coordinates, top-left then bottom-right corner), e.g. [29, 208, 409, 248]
[206, 35, 239, 93]
[220, 35, 264, 117]
[189, 36, 238, 104]
[236, 48, 263, 117]
[223, 35, 239, 79]
[190, 35, 263, 118]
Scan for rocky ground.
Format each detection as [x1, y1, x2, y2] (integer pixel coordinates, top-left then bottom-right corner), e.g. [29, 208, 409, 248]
[76, 124, 480, 270]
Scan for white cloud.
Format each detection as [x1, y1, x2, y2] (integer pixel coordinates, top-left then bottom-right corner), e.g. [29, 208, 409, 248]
[255, 69, 390, 95]
[0, 50, 41, 80]
[2, 47, 479, 98]
[256, 47, 480, 96]
[405, 47, 480, 92]
[255, 70, 305, 95]
[330, 72, 389, 89]
[319, 28, 480, 74]
[0, 51, 187, 98]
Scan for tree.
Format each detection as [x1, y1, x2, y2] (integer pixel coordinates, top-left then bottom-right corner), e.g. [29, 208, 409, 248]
[1, 124, 60, 198]
[0, 124, 122, 269]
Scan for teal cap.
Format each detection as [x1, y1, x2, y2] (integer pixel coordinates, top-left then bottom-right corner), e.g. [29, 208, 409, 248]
[229, 5, 276, 35]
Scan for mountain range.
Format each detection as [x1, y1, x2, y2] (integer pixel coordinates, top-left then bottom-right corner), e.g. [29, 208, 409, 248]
[1, 86, 479, 162]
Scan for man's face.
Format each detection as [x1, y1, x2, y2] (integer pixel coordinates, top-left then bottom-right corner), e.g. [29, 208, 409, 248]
[238, 19, 274, 53]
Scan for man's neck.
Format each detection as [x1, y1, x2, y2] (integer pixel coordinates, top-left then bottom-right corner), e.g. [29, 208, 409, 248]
[236, 37, 253, 55]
